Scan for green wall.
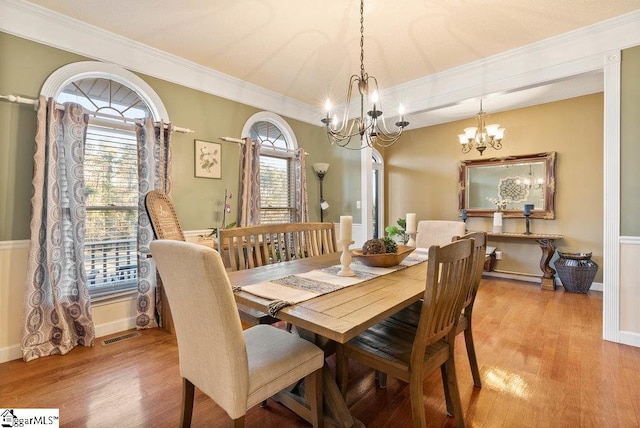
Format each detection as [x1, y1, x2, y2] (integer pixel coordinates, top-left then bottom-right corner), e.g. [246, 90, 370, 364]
[621, 45, 640, 237]
[0, 32, 362, 241]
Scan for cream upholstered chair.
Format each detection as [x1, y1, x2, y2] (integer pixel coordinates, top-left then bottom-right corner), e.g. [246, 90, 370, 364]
[150, 240, 324, 427]
[415, 220, 466, 249]
[336, 239, 474, 428]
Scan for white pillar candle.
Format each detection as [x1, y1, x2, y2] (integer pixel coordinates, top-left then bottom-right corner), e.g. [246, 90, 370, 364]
[493, 212, 503, 227]
[405, 213, 416, 234]
[340, 216, 353, 241]
[493, 212, 503, 233]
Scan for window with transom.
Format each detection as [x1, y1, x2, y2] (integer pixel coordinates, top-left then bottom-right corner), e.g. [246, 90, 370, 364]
[248, 118, 298, 224]
[44, 62, 167, 300]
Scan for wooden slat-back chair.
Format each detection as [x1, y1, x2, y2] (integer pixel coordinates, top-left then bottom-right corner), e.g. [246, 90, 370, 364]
[144, 190, 277, 327]
[336, 239, 475, 428]
[388, 231, 487, 387]
[219, 222, 337, 271]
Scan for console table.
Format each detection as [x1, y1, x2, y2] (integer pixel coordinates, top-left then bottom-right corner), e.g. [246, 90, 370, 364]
[486, 232, 563, 291]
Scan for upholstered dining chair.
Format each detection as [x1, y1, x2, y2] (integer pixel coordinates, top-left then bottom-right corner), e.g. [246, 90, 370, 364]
[336, 239, 474, 428]
[145, 190, 278, 328]
[389, 231, 487, 388]
[150, 240, 324, 428]
[415, 220, 466, 249]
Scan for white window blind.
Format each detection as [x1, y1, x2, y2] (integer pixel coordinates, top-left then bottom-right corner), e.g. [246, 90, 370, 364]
[259, 154, 295, 223]
[83, 125, 139, 298]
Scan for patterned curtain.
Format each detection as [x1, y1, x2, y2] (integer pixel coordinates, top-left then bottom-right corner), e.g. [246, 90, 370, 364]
[135, 118, 173, 329]
[22, 97, 94, 362]
[294, 149, 309, 222]
[238, 138, 261, 226]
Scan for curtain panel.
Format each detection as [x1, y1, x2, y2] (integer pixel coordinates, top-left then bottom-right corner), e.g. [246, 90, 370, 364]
[294, 149, 309, 223]
[238, 138, 261, 226]
[135, 118, 173, 329]
[22, 97, 95, 362]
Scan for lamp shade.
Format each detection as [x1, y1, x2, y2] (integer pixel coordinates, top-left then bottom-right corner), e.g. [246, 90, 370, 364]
[313, 163, 330, 174]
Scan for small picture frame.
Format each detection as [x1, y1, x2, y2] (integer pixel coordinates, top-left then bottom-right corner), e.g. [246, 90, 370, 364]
[194, 140, 221, 179]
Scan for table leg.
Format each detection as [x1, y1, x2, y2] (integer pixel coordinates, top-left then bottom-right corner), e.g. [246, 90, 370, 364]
[537, 238, 557, 291]
[272, 329, 363, 427]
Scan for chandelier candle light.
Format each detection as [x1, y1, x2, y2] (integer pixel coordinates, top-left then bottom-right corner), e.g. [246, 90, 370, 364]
[321, 0, 409, 149]
[338, 216, 355, 277]
[459, 100, 505, 155]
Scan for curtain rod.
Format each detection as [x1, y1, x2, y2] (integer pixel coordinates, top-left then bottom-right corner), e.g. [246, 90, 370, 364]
[219, 136, 309, 156]
[0, 94, 194, 134]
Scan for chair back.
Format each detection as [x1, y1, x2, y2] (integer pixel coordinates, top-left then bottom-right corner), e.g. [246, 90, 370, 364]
[415, 220, 465, 249]
[453, 231, 487, 310]
[219, 222, 338, 271]
[145, 190, 185, 241]
[412, 239, 474, 359]
[150, 240, 248, 418]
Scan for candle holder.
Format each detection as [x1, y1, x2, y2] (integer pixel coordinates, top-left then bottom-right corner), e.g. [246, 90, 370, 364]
[523, 204, 534, 235]
[338, 240, 356, 277]
[407, 232, 417, 247]
[524, 213, 532, 235]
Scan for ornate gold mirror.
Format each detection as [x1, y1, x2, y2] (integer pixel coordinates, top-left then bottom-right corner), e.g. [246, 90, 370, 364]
[458, 152, 556, 219]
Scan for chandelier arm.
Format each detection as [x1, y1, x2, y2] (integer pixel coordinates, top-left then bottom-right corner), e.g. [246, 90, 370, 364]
[331, 74, 362, 134]
[326, 117, 364, 145]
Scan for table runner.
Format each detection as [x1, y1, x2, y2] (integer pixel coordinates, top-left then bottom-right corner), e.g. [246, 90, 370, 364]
[232, 248, 429, 316]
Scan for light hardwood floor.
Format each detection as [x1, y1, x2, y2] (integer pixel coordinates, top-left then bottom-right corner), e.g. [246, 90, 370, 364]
[1, 277, 639, 427]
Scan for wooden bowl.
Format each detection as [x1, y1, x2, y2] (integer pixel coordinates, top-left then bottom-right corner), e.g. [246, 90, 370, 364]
[351, 245, 416, 268]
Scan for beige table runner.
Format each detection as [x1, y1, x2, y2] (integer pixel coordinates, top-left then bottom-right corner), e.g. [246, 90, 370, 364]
[233, 248, 429, 315]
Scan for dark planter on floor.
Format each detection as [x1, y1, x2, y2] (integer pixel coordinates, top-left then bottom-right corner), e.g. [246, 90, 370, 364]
[554, 251, 598, 293]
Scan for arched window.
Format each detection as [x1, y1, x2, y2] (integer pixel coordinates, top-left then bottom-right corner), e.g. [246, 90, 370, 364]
[42, 62, 168, 299]
[243, 112, 300, 223]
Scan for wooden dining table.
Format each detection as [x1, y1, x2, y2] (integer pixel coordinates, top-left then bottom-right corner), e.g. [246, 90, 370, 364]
[228, 252, 428, 428]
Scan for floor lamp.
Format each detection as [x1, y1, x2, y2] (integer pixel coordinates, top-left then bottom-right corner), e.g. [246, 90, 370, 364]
[312, 163, 329, 222]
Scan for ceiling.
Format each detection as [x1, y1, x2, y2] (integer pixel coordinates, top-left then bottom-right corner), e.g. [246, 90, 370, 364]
[17, 0, 640, 128]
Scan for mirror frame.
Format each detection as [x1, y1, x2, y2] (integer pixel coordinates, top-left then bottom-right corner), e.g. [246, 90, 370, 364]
[458, 152, 556, 219]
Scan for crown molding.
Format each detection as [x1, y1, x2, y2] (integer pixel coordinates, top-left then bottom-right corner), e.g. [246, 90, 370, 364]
[1, 0, 639, 128]
[0, 0, 318, 124]
[391, 10, 640, 117]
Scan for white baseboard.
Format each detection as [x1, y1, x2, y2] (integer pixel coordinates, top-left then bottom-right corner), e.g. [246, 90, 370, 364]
[93, 316, 138, 338]
[0, 344, 22, 363]
[0, 317, 138, 364]
[482, 271, 603, 292]
[617, 331, 640, 348]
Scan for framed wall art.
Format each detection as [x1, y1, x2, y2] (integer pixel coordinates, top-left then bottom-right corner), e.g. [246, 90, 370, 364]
[194, 139, 221, 179]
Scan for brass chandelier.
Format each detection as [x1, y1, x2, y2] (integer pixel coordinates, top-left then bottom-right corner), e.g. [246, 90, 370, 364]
[321, 0, 409, 149]
[458, 100, 505, 155]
